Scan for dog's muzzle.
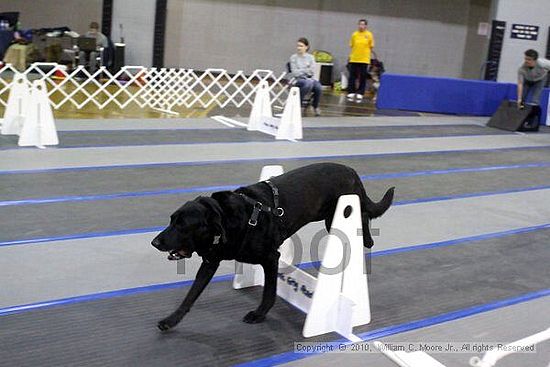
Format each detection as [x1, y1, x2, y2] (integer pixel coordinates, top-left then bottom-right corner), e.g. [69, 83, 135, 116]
[167, 249, 191, 260]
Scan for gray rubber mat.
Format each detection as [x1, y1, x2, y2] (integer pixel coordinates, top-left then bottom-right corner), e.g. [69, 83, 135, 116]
[2, 146, 550, 202]
[0, 125, 515, 149]
[1, 229, 548, 367]
[2, 164, 550, 243]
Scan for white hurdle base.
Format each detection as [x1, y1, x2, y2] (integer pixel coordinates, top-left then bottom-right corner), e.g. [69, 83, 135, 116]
[233, 165, 371, 340]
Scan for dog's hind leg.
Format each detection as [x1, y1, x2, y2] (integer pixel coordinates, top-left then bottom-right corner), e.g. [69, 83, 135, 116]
[158, 260, 220, 331]
[243, 251, 280, 324]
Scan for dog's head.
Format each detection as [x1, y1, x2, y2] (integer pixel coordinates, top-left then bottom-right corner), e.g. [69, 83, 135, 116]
[151, 197, 226, 260]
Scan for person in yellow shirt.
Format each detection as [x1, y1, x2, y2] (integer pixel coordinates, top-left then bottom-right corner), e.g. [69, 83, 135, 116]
[347, 19, 375, 102]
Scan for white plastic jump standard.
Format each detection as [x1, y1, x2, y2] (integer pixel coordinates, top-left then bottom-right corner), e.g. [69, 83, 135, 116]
[1, 73, 29, 136]
[247, 80, 273, 132]
[247, 84, 302, 141]
[233, 166, 371, 340]
[276, 87, 302, 140]
[18, 79, 58, 148]
[302, 194, 370, 340]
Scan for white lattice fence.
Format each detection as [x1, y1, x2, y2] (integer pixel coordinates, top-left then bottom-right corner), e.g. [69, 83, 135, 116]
[0, 63, 290, 114]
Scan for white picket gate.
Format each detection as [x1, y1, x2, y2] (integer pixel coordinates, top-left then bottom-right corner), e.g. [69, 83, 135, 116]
[0, 63, 290, 114]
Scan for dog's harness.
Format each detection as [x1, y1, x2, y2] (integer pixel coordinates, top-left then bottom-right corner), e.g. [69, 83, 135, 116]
[230, 180, 288, 261]
[239, 180, 285, 226]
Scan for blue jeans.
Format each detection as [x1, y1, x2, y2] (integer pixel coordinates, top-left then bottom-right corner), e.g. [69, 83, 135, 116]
[294, 78, 322, 108]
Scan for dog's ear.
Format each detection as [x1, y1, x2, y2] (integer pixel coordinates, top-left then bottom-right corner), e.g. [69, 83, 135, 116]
[197, 197, 227, 244]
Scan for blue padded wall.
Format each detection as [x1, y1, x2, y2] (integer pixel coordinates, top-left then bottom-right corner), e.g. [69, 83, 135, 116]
[376, 74, 519, 116]
[376, 73, 550, 125]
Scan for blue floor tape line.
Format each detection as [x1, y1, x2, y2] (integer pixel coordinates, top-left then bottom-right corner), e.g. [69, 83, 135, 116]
[235, 289, 550, 367]
[0, 274, 234, 317]
[1, 223, 548, 318]
[1, 145, 549, 175]
[2, 162, 550, 207]
[1, 185, 549, 248]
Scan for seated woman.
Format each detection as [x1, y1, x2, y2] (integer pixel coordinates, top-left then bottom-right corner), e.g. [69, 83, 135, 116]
[289, 37, 322, 116]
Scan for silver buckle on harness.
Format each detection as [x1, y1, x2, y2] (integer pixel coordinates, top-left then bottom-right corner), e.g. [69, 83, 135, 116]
[274, 207, 284, 217]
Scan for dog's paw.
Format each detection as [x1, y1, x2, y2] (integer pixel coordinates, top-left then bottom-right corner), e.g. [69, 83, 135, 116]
[157, 317, 179, 331]
[243, 311, 266, 324]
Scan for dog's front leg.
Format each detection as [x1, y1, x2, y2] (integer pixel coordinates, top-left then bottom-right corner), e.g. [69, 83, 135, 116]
[243, 252, 280, 324]
[158, 260, 220, 331]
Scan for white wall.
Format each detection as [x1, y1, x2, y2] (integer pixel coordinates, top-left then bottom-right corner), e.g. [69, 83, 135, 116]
[111, 0, 156, 67]
[0, 0, 101, 34]
[165, 0, 479, 79]
[2, 0, 497, 78]
[495, 0, 550, 82]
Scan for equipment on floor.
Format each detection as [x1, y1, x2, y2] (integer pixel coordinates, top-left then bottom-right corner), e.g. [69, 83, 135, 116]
[233, 165, 370, 340]
[486, 100, 540, 132]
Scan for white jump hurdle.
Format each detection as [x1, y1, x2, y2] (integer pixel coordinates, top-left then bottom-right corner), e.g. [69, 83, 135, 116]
[247, 82, 303, 141]
[233, 165, 371, 340]
[1, 73, 58, 148]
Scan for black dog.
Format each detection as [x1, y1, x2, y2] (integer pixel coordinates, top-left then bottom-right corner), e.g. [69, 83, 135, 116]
[152, 163, 394, 331]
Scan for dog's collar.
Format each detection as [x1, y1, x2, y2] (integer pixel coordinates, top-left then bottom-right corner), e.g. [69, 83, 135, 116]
[239, 180, 285, 227]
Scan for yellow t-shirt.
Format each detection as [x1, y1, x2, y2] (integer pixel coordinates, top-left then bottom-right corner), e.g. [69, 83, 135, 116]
[349, 30, 375, 64]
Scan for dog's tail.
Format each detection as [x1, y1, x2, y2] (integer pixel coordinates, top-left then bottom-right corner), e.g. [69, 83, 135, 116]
[363, 187, 395, 219]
